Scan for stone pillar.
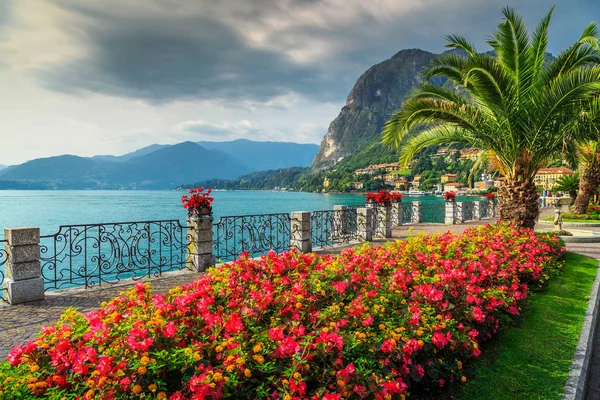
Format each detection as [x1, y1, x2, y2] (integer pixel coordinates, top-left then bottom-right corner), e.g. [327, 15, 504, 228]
[187, 216, 215, 272]
[290, 211, 312, 252]
[357, 207, 373, 242]
[411, 202, 422, 224]
[455, 202, 465, 224]
[391, 202, 403, 226]
[3, 227, 44, 305]
[376, 205, 393, 238]
[473, 201, 482, 220]
[333, 205, 348, 236]
[445, 201, 456, 225]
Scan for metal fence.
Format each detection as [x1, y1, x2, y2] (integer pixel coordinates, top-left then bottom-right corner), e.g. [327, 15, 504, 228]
[213, 213, 291, 262]
[401, 202, 413, 223]
[0, 240, 7, 293]
[421, 202, 445, 223]
[311, 209, 360, 248]
[480, 199, 490, 218]
[39, 220, 191, 291]
[462, 202, 475, 221]
[4, 199, 494, 296]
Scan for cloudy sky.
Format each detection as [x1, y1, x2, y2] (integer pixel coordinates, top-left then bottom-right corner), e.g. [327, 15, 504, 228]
[0, 0, 597, 165]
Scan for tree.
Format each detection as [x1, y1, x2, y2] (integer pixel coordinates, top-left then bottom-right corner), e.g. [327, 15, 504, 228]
[382, 7, 600, 228]
[572, 141, 600, 212]
[554, 173, 580, 204]
[571, 98, 600, 213]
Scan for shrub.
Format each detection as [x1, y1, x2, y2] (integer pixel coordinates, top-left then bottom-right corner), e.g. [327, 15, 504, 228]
[0, 225, 564, 399]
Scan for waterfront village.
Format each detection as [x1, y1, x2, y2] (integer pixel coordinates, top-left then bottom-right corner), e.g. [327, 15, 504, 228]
[320, 147, 575, 195]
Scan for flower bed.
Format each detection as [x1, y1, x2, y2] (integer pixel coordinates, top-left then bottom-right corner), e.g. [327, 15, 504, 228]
[0, 225, 564, 399]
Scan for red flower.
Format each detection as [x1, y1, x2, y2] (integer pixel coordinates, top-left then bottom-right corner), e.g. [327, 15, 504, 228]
[444, 191, 457, 201]
[181, 188, 214, 214]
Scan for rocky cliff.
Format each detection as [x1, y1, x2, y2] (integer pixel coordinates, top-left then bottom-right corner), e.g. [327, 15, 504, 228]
[311, 48, 439, 171]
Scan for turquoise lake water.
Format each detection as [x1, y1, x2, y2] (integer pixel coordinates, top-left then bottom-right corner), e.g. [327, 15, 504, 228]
[0, 190, 481, 240]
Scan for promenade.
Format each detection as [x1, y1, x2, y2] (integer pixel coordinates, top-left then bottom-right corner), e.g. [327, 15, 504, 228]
[1, 215, 598, 400]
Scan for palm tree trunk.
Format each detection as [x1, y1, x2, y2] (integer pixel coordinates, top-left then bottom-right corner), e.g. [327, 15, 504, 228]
[572, 161, 600, 214]
[497, 180, 539, 229]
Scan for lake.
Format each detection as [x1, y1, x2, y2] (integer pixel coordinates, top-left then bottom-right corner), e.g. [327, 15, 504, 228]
[0, 190, 481, 239]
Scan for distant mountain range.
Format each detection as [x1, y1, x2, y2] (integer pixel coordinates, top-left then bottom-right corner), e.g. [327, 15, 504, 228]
[0, 139, 319, 189]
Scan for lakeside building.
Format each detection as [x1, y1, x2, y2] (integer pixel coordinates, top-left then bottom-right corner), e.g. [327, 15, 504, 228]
[354, 162, 399, 176]
[323, 177, 331, 188]
[352, 182, 364, 190]
[441, 173, 458, 183]
[395, 180, 409, 191]
[534, 167, 575, 190]
[444, 182, 464, 192]
[459, 148, 481, 161]
[474, 180, 495, 190]
[412, 175, 424, 189]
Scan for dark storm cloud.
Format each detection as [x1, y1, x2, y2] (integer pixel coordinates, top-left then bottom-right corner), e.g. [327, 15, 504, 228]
[39, 9, 344, 102]
[33, 0, 600, 104]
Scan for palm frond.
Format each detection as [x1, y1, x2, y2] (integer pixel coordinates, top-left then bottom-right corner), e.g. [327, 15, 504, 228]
[445, 34, 478, 57]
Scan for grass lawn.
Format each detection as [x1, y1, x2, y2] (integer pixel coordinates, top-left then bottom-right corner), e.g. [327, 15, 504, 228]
[454, 252, 599, 400]
[542, 217, 600, 223]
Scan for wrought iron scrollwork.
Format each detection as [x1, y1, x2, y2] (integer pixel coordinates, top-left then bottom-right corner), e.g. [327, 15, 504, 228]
[311, 209, 360, 248]
[401, 202, 413, 224]
[213, 213, 291, 262]
[480, 199, 490, 218]
[461, 202, 475, 221]
[0, 240, 7, 293]
[40, 220, 192, 291]
[421, 202, 445, 223]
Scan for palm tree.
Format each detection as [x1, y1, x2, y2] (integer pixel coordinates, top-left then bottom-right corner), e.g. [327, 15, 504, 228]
[572, 141, 600, 213]
[554, 173, 579, 204]
[382, 7, 600, 228]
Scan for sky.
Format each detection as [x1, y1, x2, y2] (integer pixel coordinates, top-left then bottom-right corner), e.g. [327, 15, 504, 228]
[0, 0, 598, 165]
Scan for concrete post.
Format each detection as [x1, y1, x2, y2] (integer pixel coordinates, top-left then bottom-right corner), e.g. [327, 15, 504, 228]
[376, 205, 393, 238]
[3, 227, 45, 304]
[473, 201, 482, 220]
[411, 202, 422, 224]
[333, 205, 348, 236]
[187, 216, 215, 272]
[391, 202, 403, 226]
[290, 211, 312, 252]
[357, 207, 373, 242]
[445, 201, 456, 225]
[455, 202, 465, 224]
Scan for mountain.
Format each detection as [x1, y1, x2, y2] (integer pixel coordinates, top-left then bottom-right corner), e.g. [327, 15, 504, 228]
[311, 48, 442, 170]
[0, 142, 249, 189]
[198, 139, 319, 171]
[93, 140, 318, 171]
[0, 139, 319, 189]
[92, 144, 170, 163]
[116, 141, 249, 187]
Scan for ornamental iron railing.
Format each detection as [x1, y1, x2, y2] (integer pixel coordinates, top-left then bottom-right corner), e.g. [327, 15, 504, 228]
[40, 220, 191, 291]
[0, 240, 7, 293]
[401, 202, 413, 224]
[462, 202, 475, 221]
[421, 202, 445, 224]
[311, 209, 360, 248]
[213, 213, 291, 262]
[369, 205, 390, 237]
[480, 199, 490, 218]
